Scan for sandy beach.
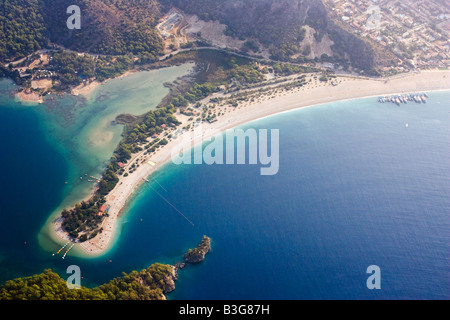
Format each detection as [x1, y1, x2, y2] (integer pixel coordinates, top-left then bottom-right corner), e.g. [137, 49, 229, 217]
[71, 81, 101, 97]
[72, 70, 136, 98]
[52, 69, 450, 257]
[15, 90, 44, 104]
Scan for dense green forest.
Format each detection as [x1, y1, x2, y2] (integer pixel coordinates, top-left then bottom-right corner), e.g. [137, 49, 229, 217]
[60, 166, 118, 240]
[0, 0, 48, 61]
[184, 236, 211, 264]
[49, 51, 135, 89]
[0, 64, 24, 85]
[50, 51, 96, 88]
[0, 263, 175, 300]
[0, 0, 165, 62]
[114, 106, 181, 165]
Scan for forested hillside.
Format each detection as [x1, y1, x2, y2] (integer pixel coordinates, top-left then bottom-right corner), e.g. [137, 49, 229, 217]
[0, 0, 48, 61]
[1, 0, 380, 71]
[0, 0, 165, 62]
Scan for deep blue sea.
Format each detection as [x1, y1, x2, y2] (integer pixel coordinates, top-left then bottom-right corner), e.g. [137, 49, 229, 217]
[0, 78, 448, 299]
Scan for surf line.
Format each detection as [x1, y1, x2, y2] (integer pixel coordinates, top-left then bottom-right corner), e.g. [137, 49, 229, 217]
[143, 178, 195, 227]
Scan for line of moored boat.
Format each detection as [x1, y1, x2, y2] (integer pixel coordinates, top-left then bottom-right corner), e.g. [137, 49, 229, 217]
[378, 93, 428, 105]
[79, 173, 102, 183]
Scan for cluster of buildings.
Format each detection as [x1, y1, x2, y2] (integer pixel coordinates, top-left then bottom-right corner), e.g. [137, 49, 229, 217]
[12, 53, 54, 81]
[32, 69, 53, 80]
[157, 9, 184, 40]
[326, 0, 449, 72]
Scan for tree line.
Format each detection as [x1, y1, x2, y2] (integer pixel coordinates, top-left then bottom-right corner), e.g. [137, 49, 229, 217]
[0, 263, 175, 300]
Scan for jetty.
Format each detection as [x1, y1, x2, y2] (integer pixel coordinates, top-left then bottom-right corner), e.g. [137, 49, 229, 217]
[52, 241, 70, 256]
[62, 243, 76, 259]
[53, 241, 76, 259]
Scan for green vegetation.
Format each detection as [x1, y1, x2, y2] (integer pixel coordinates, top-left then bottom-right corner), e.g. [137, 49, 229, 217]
[4, 50, 137, 92]
[50, 51, 96, 88]
[161, 52, 272, 111]
[44, 0, 164, 58]
[271, 62, 312, 76]
[0, 0, 48, 62]
[97, 263, 175, 300]
[241, 40, 260, 53]
[167, 82, 221, 108]
[60, 162, 118, 240]
[60, 106, 180, 241]
[114, 106, 180, 163]
[229, 61, 267, 84]
[0, 65, 24, 85]
[43, 43, 317, 243]
[95, 55, 134, 82]
[45, 51, 135, 90]
[61, 201, 104, 240]
[0, 263, 175, 300]
[0, 0, 164, 63]
[319, 74, 328, 82]
[183, 235, 212, 264]
[165, 0, 308, 51]
[0, 269, 107, 300]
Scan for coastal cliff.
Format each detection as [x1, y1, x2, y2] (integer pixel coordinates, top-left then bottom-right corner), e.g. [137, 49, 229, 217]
[183, 236, 212, 264]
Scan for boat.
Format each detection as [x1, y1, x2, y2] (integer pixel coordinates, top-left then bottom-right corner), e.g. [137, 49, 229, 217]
[377, 93, 429, 105]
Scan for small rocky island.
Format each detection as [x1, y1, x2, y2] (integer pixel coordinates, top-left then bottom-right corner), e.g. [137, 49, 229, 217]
[183, 236, 212, 264]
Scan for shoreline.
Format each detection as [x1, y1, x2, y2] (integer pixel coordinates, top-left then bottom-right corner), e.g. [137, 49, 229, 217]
[71, 70, 137, 98]
[15, 90, 44, 104]
[14, 70, 138, 105]
[49, 69, 450, 258]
